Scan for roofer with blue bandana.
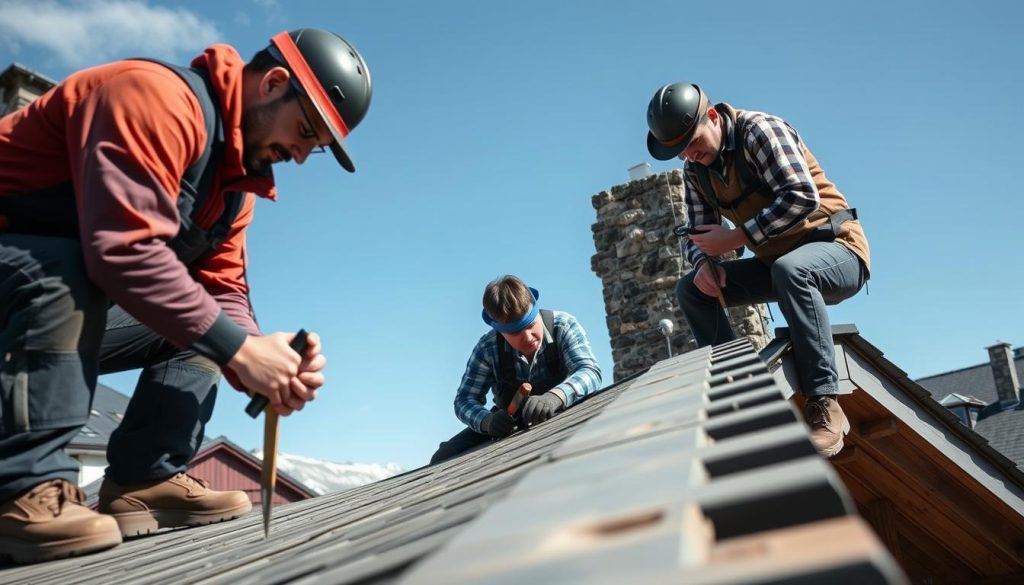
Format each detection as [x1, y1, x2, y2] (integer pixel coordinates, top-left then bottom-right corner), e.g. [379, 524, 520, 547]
[429, 275, 603, 465]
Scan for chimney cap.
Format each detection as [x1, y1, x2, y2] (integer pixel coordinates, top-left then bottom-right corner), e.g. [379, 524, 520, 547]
[986, 341, 1013, 350]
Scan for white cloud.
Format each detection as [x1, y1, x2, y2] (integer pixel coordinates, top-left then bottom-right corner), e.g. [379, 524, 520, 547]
[0, 0, 222, 68]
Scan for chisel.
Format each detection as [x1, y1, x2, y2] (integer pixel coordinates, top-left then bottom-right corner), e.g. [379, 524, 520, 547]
[245, 329, 308, 539]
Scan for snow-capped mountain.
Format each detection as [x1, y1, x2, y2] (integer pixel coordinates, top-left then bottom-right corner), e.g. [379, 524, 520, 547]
[253, 450, 403, 495]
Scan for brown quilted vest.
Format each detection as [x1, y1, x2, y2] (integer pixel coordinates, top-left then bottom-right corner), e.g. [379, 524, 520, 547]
[685, 103, 870, 274]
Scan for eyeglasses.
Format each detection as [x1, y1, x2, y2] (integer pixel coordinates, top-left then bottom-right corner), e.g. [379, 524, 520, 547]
[290, 79, 326, 155]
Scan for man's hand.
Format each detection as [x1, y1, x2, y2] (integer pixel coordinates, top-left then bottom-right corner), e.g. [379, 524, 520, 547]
[229, 331, 326, 416]
[482, 410, 515, 438]
[694, 261, 727, 298]
[522, 393, 565, 425]
[688, 224, 748, 257]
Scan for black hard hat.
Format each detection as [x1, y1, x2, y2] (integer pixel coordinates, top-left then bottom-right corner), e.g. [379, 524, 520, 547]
[269, 28, 373, 173]
[646, 82, 708, 160]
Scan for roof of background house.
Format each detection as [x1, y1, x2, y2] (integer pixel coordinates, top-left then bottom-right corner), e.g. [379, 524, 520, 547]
[909, 343, 1024, 469]
[193, 435, 317, 498]
[0, 338, 904, 584]
[0, 62, 58, 87]
[915, 352, 1024, 405]
[68, 384, 130, 451]
[975, 402, 1024, 466]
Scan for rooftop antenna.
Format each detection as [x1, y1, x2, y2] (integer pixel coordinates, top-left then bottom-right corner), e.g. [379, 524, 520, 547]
[658, 319, 674, 359]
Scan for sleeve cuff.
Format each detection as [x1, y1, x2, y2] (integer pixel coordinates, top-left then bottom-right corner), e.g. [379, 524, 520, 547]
[550, 387, 570, 407]
[190, 310, 248, 365]
[742, 218, 765, 246]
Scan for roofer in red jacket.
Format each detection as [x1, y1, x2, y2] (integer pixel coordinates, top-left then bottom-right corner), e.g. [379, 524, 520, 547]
[0, 28, 372, 564]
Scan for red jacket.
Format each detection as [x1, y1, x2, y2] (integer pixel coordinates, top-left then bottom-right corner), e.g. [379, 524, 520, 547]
[0, 45, 275, 366]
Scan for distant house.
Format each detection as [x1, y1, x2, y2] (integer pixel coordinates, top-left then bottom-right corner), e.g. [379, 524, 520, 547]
[0, 62, 56, 115]
[68, 384, 130, 487]
[189, 435, 317, 507]
[916, 342, 1024, 467]
[77, 384, 316, 508]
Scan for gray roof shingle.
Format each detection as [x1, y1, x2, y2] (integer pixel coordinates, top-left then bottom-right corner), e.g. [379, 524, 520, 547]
[975, 403, 1024, 466]
[0, 339, 903, 584]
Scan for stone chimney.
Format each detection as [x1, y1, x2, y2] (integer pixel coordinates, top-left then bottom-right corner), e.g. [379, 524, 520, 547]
[590, 169, 770, 381]
[987, 342, 1021, 405]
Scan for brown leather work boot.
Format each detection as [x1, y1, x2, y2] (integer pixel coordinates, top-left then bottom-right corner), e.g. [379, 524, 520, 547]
[97, 472, 251, 538]
[805, 395, 851, 458]
[0, 479, 122, 564]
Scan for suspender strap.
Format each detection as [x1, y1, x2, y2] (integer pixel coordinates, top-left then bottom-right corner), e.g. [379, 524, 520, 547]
[829, 207, 858, 232]
[136, 59, 246, 264]
[493, 309, 564, 409]
[135, 59, 223, 207]
[690, 114, 767, 214]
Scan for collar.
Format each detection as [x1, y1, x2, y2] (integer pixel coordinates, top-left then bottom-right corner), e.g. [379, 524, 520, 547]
[191, 44, 278, 201]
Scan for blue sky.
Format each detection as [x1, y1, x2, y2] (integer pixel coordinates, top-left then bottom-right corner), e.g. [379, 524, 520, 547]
[2, 0, 1022, 471]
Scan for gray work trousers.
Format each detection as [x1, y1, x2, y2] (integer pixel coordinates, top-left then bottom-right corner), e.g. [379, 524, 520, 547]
[0, 235, 220, 501]
[676, 241, 867, 397]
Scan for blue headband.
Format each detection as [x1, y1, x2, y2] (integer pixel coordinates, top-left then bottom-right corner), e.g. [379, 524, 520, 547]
[482, 287, 540, 333]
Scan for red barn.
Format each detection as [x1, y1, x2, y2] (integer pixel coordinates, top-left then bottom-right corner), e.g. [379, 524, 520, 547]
[187, 435, 317, 507]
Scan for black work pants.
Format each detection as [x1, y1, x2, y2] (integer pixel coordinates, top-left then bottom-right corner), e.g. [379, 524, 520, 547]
[429, 427, 492, 465]
[0, 235, 220, 501]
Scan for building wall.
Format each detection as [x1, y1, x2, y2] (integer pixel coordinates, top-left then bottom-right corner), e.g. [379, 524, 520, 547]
[0, 64, 55, 116]
[591, 170, 770, 380]
[189, 449, 309, 506]
[70, 452, 108, 486]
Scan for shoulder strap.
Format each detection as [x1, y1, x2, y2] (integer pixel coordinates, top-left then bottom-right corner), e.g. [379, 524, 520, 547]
[135, 59, 223, 210]
[730, 115, 767, 192]
[689, 112, 769, 214]
[540, 309, 564, 377]
[690, 164, 724, 214]
[136, 59, 247, 263]
[494, 332, 518, 409]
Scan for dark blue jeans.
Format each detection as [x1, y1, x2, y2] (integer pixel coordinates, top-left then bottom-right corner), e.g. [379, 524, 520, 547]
[429, 427, 492, 465]
[0, 235, 220, 501]
[676, 241, 867, 398]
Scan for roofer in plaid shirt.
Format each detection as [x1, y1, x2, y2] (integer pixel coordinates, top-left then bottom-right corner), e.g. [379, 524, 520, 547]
[429, 275, 603, 465]
[645, 82, 870, 458]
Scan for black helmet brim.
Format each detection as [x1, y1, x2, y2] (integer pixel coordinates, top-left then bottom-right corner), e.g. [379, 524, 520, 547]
[329, 140, 355, 173]
[270, 29, 368, 174]
[646, 129, 694, 161]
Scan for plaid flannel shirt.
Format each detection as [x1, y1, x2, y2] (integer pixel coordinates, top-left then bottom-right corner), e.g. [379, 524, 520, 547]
[453, 310, 603, 432]
[683, 109, 820, 269]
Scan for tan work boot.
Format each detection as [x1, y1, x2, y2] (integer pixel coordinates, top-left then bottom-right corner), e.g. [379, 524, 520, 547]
[97, 472, 251, 538]
[805, 395, 851, 458]
[0, 479, 122, 564]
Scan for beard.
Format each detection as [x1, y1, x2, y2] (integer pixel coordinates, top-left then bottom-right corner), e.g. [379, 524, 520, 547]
[241, 96, 288, 175]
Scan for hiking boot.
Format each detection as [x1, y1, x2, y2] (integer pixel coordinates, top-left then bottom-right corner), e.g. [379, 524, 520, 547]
[805, 395, 851, 458]
[0, 479, 122, 564]
[97, 472, 251, 538]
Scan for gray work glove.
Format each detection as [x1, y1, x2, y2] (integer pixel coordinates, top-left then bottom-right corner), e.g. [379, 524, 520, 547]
[481, 410, 515, 438]
[522, 392, 565, 426]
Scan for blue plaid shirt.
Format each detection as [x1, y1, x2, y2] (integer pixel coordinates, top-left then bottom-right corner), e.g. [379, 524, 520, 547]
[454, 310, 603, 432]
[683, 107, 820, 269]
